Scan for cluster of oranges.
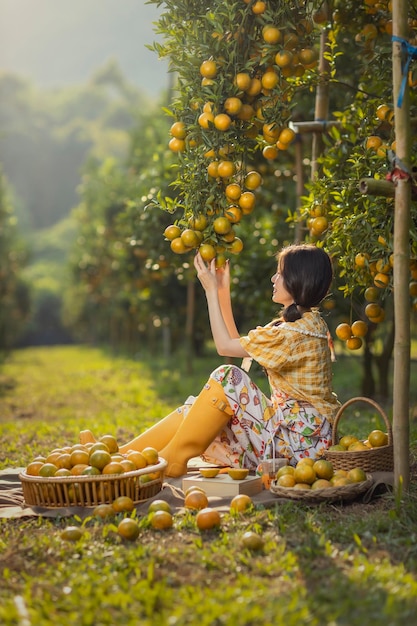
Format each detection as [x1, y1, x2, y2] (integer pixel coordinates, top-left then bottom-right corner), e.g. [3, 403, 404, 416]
[328, 429, 389, 452]
[25, 435, 160, 481]
[164, 2, 321, 262]
[275, 457, 367, 490]
[335, 319, 368, 351]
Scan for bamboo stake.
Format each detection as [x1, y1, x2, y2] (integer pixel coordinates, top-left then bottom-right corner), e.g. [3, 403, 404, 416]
[311, 23, 331, 179]
[290, 121, 341, 134]
[358, 178, 395, 197]
[392, 0, 411, 492]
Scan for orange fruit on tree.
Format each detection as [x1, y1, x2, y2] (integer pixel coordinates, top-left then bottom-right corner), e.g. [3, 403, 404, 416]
[181, 229, 200, 248]
[355, 252, 369, 268]
[184, 490, 209, 510]
[170, 121, 186, 139]
[168, 137, 186, 153]
[141, 447, 159, 465]
[118, 518, 140, 541]
[374, 272, 390, 288]
[365, 286, 379, 302]
[196, 507, 221, 530]
[246, 77, 262, 97]
[368, 429, 388, 447]
[365, 303, 382, 319]
[252, 1, 266, 14]
[213, 216, 232, 235]
[150, 510, 173, 530]
[214, 113, 232, 131]
[365, 135, 383, 150]
[294, 464, 316, 485]
[170, 237, 189, 255]
[189, 214, 208, 231]
[225, 205, 242, 224]
[199, 243, 217, 262]
[217, 160, 236, 178]
[298, 47, 319, 66]
[225, 183, 241, 201]
[376, 104, 391, 121]
[230, 494, 253, 513]
[238, 191, 256, 214]
[310, 216, 328, 236]
[198, 111, 214, 129]
[262, 25, 282, 44]
[224, 97, 242, 116]
[244, 170, 262, 190]
[351, 320, 368, 337]
[346, 337, 363, 350]
[207, 160, 219, 178]
[200, 59, 217, 78]
[229, 238, 244, 254]
[275, 50, 293, 68]
[262, 145, 279, 159]
[279, 128, 296, 145]
[335, 323, 352, 341]
[164, 225, 181, 241]
[237, 103, 255, 121]
[234, 72, 252, 92]
[261, 70, 279, 90]
[263, 122, 281, 143]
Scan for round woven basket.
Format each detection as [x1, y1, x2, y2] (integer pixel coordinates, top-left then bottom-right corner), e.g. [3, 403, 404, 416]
[270, 473, 374, 504]
[19, 458, 167, 508]
[324, 397, 393, 472]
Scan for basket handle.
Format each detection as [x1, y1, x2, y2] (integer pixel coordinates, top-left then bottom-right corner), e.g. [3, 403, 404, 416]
[332, 396, 392, 445]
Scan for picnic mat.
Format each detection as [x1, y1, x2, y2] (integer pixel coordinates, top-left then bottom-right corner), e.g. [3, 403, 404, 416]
[0, 468, 394, 519]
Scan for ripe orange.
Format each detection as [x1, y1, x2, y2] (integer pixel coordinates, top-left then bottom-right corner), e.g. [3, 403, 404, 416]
[312, 459, 334, 480]
[368, 429, 388, 447]
[241, 531, 264, 551]
[70, 449, 90, 467]
[199, 243, 217, 262]
[279, 128, 296, 145]
[102, 462, 124, 475]
[168, 137, 186, 153]
[244, 170, 262, 190]
[376, 104, 391, 121]
[296, 457, 315, 467]
[237, 103, 255, 121]
[348, 467, 367, 483]
[214, 113, 232, 131]
[364, 287, 379, 302]
[246, 77, 262, 97]
[217, 160, 236, 178]
[93, 503, 115, 519]
[200, 60, 217, 78]
[207, 161, 219, 178]
[196, 507, 221, 530]
[120, 459, 137, 473]
[118, 518, 140, 541]
[170, 121, 186, 139]
[170, 237, 189, 255]
[261, 70, 279, 90]
[335, 323, 352, 341]
[251, 1, 266, 15]
[311, 479, 332, 490]
[293, 482, 311, 490]
[229, 238, 244, 254]
[213, 216, 232, 235]
[365, 136, 383, 150]
[351, 320, 368, 337]
[181, 229, 200, 248]
[224, 97, 242, 116]
[346, 337, 363, 350]
[238, 191, 256, 214]
[150, 510, 173, 529]
[189, 214, 208, 231]
[339, 435, 359, 448]
[294, 464, 316, 485]
[126, 450, 148, 469]
[262, 145, 279, 159]
[365, 303, 382, 319]
[56, 453, 72, 470]
[26, 461, 44, 476]
[262, 25, 282, 44]
[99, 435, 119, 454]
[148, 499, 172, 514]
[262, 122, 281, 143]
[277, 474, 296, 488]
[225, 183, 241, 201]
[89, 449, 112, 470]
[234, 72, 252, 92]
[310, 216, 328, 235]
[354, 252, 369, 268]
[112, 496, 135, 513]
[184, 490, 209, 510]
[275, 50, 293, 68]
[374, 272, 390, 288]
[230, 494, 253, 513]
[141, 447, 159, 465]
[276, 465, 295, 479]
[70, 463, 89, 476]
[61, 526, 84, 542]
[82, 465, 101, 476]
[164, 225, 181, 241]
[198, 111, 214, 129]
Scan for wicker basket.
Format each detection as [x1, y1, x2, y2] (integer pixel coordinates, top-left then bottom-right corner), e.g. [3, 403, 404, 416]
[19, 458, 167, 508]
[270, 473, 374, 504]
[324, 397, 393, 472]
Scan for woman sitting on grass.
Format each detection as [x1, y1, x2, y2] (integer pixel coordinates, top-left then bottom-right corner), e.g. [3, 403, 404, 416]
[81, 243, 340, 477]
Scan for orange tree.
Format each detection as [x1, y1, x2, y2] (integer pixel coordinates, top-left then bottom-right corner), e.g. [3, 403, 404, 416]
[293, 0, 417, 399]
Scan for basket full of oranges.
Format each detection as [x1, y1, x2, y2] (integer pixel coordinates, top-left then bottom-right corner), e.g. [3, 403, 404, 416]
[19, 435, 167, 508]
[324, 397, 393, 473]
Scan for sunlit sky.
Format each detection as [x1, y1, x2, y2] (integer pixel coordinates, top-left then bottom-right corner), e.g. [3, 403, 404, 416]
[0, 0, 169, 96]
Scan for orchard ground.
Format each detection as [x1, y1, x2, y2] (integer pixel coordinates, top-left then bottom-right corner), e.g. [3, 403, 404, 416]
[0, 346, 417, 625]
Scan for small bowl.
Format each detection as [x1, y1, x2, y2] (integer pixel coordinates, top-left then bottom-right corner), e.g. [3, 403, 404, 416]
[199, 468, 220, 478]
[227, 468, 249, 480]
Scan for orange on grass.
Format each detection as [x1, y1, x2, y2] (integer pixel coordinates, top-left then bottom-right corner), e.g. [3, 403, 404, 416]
[230, 494, 253, 513]
[112, 496, 135, 513]
[196, 507, 221, 530]
[150, 510, 173, 529]
[61, 526, 84, 542]
[148, 499, 172, 514]
[184, 490, 209, 510]
[335, 323, 352, 341]
[93, 503, 115, 519]
[241, 531, 264, 551]
[118, 518, 140, 541]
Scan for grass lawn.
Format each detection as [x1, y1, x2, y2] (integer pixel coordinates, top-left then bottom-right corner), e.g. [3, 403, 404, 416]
[1, 345, 417, 626]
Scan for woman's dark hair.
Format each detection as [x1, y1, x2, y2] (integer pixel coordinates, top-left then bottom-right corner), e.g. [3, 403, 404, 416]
[277, 244, 333, 322]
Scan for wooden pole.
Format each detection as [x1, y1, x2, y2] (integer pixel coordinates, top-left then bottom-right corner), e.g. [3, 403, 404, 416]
[311, 18, 331, 179]
[294, 135, 304, 243]
[358, 178, 395, 197]
[392, 0, 411, 492]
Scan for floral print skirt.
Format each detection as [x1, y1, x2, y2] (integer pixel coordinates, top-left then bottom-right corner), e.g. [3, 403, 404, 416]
[197, 364, 332, 470]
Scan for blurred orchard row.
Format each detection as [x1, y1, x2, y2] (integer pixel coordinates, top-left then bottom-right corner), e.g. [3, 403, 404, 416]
[1, 0, 417, 401]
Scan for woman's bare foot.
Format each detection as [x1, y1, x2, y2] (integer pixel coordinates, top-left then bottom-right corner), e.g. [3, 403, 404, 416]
[79, 430, 96, 445]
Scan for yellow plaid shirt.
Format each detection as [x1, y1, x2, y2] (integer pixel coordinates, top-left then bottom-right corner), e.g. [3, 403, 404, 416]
[239, 310, 339, 423]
